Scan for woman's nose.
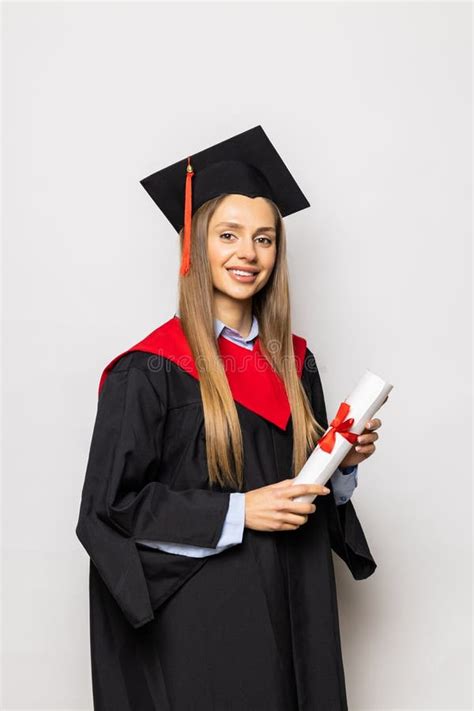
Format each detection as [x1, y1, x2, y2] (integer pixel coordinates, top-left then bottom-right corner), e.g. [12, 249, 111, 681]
[236, 238, 257, 260]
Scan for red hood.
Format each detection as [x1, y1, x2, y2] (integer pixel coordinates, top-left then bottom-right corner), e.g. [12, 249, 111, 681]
[98, 315, 307, 431]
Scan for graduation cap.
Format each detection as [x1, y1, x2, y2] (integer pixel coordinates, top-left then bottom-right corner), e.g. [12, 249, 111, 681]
[140, 125, 310, 276]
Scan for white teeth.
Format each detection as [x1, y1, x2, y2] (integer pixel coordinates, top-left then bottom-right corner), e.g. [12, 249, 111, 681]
[229, 269, 257, 277]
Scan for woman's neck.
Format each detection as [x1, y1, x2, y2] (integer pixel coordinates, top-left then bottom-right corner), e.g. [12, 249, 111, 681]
[213, 297, 253, 338]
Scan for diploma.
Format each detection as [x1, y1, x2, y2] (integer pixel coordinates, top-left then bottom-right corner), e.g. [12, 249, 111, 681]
[291, 369, 393, 503]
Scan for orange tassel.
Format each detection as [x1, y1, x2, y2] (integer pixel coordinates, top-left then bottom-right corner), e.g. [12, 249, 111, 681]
[180, 156, 194, 276]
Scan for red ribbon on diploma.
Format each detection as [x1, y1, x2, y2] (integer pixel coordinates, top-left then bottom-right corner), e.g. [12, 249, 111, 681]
[318, 402, 359, 453]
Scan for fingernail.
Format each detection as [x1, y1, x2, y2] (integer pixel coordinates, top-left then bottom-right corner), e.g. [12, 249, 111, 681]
[323, 487, 330, 493]
[355, 446, 362, 452]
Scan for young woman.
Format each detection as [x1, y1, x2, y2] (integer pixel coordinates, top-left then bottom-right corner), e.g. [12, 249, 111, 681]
[76, 125, 381, 710]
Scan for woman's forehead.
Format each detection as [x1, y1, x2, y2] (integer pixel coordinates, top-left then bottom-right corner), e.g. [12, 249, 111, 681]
[210, 194, 276, 226]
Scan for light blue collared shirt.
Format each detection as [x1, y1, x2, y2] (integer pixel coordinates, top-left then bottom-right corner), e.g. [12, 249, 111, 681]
[136, 311, 358, 557]
[213, 313, 259, 348]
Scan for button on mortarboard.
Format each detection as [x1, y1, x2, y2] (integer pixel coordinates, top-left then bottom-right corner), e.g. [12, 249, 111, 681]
[139, 124, 311, 275]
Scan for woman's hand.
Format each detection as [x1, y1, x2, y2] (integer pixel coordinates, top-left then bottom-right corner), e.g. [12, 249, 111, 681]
[244, 479, 331, 533]
[339, 415, 384, 468]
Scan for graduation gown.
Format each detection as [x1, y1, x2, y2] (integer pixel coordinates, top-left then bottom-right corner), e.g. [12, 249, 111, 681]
[75, 315, 377, 711]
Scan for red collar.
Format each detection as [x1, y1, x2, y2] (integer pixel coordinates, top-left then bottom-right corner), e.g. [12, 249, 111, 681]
[99, 315, 307, 431]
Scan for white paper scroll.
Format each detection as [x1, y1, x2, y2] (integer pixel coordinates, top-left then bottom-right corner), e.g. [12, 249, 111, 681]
[291, 369, 393, 503]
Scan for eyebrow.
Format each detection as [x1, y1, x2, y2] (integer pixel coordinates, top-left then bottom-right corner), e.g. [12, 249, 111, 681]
[214, 221, 277, 234]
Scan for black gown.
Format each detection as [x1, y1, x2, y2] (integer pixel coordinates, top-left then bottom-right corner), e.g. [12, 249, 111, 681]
[75, 316, 376, 710]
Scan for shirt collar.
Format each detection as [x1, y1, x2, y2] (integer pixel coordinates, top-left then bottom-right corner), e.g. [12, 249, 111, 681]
[174, 310, 259, 342]
[213, 314, 259, 342]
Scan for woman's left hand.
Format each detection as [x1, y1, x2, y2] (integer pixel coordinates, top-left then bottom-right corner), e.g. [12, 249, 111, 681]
[338, 417, 382, 468]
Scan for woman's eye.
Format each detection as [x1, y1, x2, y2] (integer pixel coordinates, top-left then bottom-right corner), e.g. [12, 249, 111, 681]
[219, 233, 273, 245]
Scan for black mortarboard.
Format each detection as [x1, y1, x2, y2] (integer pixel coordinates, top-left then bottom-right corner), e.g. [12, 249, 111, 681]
[139, 125, 310, 275]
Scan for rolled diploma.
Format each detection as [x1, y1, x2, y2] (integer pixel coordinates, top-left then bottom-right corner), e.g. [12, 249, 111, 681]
[292, 369, 393, 503]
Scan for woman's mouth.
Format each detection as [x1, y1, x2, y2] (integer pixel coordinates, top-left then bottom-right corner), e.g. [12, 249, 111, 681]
[226, 268, 260, 283]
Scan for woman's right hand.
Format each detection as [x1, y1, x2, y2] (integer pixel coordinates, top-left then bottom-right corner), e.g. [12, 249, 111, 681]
[244, 479, 331, 532]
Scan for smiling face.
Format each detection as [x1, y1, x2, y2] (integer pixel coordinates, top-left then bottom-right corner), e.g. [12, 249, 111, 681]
[207, 194, 277, 308]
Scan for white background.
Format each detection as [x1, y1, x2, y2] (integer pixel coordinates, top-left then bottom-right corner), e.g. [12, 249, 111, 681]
[2, 1, 472, 709]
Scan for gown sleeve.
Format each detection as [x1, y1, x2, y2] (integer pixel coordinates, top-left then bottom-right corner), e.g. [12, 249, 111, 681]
[75, 357, 232, 628]
[136, 491, 245, 557]
[303, 347, 377, 580]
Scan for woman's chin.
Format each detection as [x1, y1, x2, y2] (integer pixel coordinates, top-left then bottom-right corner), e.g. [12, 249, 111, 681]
[214, 283, 258, 301]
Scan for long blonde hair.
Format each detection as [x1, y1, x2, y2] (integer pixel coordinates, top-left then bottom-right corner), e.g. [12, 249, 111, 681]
[177, 194, 325, 490]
